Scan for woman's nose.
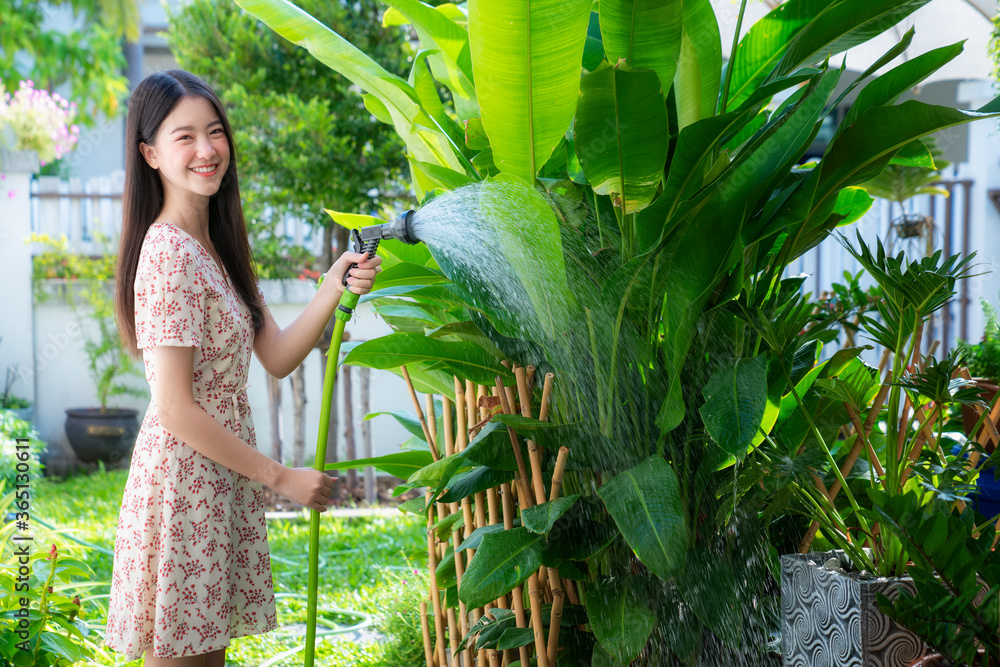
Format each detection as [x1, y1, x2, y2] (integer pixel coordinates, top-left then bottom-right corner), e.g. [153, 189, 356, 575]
[196, 136, 217, 159]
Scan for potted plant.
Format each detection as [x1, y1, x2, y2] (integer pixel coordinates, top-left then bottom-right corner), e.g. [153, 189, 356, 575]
[770, 233, 1000, 666]
[33, 233, 147, 464]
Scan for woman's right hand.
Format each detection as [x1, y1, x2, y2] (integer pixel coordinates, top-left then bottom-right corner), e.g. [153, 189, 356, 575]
[273, 467, 338, 512]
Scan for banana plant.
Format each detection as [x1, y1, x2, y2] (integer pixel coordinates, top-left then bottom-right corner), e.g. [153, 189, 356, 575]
[234, 0, 1000, 661]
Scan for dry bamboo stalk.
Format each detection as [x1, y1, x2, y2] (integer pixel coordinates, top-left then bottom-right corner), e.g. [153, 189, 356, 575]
[546, 447, 570, 665]
[404, 366, 440, 462]
[910, 322, 924, 367]
[470, 608, 489, 667]
[453, 529, 472, 667]
[500, 482, 530, 667]
[925, 340, 940, 367]
[845, 403, 885, 479]
[427, 491, 448, 667]
[896, 394, 913, 460]
[495, 376, 535, 509]
[455, 378, 469, 449]
[526, 365, 536, 390]
[466, 379, 477, 439]
[426, 393, 438, 450]
[959, 368, 1000, 468]
[539, 373, 554, 422]
[864, 381, 892, 433]
[878, 348, 892, 376]
[899, 404, 941, 486]
[500, 361, 517, 411]
[436, 501, 449, 561]
[527, 572, 549, 667]
[420, 601, 434, 667]
[442, 396, 460, 517]
[446, 606, 459, 665]
[515, 366, 547, 503]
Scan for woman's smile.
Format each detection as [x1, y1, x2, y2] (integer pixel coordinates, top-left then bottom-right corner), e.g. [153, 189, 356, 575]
[191, 164, 219, 176]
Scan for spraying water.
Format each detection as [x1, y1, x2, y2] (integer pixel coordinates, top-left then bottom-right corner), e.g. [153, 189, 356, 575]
[366, 177, 782, 666]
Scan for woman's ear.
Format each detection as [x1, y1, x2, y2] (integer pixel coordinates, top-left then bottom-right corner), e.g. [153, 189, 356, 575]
[139, 142, 158, 170]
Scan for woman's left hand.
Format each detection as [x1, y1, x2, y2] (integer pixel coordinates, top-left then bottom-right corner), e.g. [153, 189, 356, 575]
[327, 251, 383, 296]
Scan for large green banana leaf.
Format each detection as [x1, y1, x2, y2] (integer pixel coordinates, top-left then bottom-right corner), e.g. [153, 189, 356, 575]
[672, 0, 720, 129]
[468, 0, 592, 185]
[599, 0, 683, 96]
[233, 0, 465, 174]
[382, 0, 480, 120]
[575, 62, 670, 214]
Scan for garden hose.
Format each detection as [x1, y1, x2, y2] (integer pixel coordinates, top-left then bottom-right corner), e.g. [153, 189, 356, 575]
[305, 212, 419, 666]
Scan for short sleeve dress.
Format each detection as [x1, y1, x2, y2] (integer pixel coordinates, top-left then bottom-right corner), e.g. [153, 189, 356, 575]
[103, 221, 277, 661]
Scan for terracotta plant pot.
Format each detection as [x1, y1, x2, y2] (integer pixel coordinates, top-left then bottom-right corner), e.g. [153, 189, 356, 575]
[781, 550, 935, 667]
[64, 408, 138, 463]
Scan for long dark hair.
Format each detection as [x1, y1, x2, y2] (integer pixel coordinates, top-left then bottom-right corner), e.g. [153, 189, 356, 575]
[115, 69, 264, 358]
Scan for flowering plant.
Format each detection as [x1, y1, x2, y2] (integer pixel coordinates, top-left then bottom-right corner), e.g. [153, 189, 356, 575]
[0, 80, 80, 166]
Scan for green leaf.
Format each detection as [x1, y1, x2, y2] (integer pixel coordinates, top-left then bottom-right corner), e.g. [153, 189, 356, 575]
[725, 0, 826, 111]
[575, 62, 670, 213]
[673, 0, 721, 129]
[586, 576, 656, 663]
[677, 548, 742, 649]
[460, 421, 529, 472]
[459, 527, 545, 609]
[597, 456, 687, 580]
[520, 495, 580, 534]
[774, 0, 935, 82]
[468, 0, 591, 184]
[371, 262, 450, 291]
[439, 465, 515, 503]
[458, 522, 508, 552]
[383, 0, 479, 119]
[465, 117, 489, 150]
[325, 450, 434, 479]
[599, 0, 682, 96]
[342, 332, 513, 386]
[699, 354, 767, 459]
[496, 627, 536, 650]
[842, 40, 966, 129]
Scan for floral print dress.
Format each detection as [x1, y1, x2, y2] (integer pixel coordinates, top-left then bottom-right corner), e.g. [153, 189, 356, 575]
[103, 221, 277, 661]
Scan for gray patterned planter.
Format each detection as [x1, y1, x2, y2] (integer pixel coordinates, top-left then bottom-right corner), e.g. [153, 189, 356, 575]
[781, 550, 933, 667]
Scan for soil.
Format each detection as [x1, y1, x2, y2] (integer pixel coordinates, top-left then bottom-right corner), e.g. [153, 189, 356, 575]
[261, 475, 421, 512]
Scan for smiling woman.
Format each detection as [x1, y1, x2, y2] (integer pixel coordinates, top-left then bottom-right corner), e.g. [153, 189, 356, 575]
[103, 69, 383, 667]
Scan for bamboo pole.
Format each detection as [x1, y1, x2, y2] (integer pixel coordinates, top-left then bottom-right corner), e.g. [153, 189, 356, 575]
[495, 376, 534, 509]
[515, 366, 547, 503]
[526, 365, 536, 390]
[446, 606, 459, 665]
[500, 481, 530, 667]
[527, 571, 549, 667]
[427, 491, 448, 667]
[404, 366, 440, 461]
[546, 447, 570, 665]
[420, 601, 434, 667]
[426, 393, 438, 452]
[453, 527, 472, 667]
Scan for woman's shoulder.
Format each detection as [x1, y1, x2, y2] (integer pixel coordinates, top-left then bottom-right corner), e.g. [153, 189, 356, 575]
[137, 221, 203, 280]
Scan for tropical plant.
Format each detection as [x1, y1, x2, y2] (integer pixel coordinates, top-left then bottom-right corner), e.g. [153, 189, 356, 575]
[31, 233, 146, 412]
[234, 0, 1000, 662]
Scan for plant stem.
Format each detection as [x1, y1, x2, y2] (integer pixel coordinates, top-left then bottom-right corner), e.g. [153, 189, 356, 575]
[718, 0, 749, 117]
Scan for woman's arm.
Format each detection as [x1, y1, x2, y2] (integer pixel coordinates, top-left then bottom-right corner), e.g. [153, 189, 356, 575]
[153, 345, 336, 510]
[253, 251, 381, 378]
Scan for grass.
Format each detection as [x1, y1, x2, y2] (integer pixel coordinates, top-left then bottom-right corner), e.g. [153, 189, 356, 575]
[26, 466, 430, 667]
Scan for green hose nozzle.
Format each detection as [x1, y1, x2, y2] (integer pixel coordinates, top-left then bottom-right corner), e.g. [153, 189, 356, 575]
[304, 209, 419, 667]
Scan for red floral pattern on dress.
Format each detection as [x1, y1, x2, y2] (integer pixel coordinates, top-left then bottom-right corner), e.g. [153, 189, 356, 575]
[103, 222, 276, 661]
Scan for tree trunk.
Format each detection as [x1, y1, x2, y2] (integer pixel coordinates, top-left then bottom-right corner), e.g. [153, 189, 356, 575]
[266, 373, 282, 463]
[361, 367, 375, 504]
[291, 363, 306, 468]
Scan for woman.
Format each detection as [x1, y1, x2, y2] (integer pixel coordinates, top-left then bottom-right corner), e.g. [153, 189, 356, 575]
[104, 69, 382, 666]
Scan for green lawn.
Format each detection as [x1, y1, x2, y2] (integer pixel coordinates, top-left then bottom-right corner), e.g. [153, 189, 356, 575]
[27, 467, 429, 667]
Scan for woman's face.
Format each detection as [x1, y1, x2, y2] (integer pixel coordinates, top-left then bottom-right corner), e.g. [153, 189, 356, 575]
[139, 95, 230, 202]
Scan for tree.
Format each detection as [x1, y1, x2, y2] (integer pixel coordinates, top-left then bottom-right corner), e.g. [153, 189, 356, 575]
[0, 0, 134, 126]
[166, 0, 411, 275]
